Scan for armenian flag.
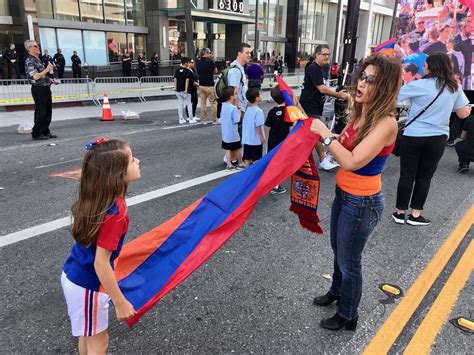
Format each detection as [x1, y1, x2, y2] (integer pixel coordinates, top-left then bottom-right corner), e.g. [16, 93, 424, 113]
[275, 75, 308, 123]
[374, 38, 397, 53]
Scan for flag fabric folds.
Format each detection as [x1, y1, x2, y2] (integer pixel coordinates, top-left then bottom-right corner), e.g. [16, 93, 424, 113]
[374, 38, 397, 53]
[275, 75, 308, 123]
[115, 119, 321, 326]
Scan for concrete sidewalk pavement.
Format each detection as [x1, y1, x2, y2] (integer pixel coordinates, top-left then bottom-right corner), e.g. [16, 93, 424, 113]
[0, 89, 304, 128]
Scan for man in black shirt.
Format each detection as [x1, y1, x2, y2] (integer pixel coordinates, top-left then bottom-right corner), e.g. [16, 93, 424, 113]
[24, 39, 56, 140]
[196, 48, 217, 123]
[53, 48, 65, 79]
[71, 51, 82, 78]
[138, 52, 146, 78]
[300, 44, 349, 169]
[455, 20, 473, 90]
[174, 57, 196, 124]
[5, 43, 19, 79]
[420, 27, 447, 55]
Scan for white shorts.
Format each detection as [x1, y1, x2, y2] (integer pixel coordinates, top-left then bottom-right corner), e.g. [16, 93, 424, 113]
[61, 272, 110, 337]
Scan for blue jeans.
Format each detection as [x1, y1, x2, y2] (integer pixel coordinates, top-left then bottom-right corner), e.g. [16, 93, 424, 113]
[329, 187, 384, 319]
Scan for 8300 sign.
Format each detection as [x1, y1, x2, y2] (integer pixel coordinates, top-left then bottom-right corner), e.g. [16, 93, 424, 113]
[217, 0, 244, 13]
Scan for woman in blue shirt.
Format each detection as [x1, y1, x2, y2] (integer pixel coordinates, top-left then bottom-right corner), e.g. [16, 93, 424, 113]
[393, 53, 471, 226]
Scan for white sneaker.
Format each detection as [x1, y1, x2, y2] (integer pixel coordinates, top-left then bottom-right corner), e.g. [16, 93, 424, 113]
[188, 118, 197, 124]
[319, 156, 339, 170]
[193, 117, 201, 122]
[326, 152, 340, 167]
[179, 119, 186, 124]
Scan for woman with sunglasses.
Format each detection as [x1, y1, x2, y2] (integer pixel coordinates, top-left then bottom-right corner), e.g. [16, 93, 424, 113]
[309, 54, 401, 331]
[392, 53, 470, 226]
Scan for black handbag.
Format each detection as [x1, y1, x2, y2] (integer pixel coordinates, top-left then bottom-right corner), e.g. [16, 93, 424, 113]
[392, 85, 445, 157]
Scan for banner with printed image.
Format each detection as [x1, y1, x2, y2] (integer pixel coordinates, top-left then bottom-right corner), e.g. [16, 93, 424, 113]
[394, 0, 473, 90]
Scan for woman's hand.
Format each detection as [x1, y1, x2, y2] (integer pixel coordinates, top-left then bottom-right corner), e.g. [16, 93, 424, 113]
[310, 119, 332, 140]
[115, 299, 136, 321]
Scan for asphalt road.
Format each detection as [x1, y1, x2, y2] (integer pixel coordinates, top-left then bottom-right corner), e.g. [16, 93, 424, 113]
[0, 102, 473, 353]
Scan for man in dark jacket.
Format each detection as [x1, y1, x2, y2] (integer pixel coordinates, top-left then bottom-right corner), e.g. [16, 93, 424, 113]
[150, 52, 160, 76]
[138, 52, 147, 78]
[71, 51, 82, 78]
[53, 48, 65, 78]
[41, 49, 54, 78]
[5, 43, 19, 79]
[122, 52, 132, 77]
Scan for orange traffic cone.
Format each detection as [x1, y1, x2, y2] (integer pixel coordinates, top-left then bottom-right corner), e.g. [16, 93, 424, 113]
[101, 92, 114, 121]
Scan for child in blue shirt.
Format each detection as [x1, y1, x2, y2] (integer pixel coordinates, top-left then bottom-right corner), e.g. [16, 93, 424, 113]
[242, 88, 266, 166]
[220, 86, 244, 170]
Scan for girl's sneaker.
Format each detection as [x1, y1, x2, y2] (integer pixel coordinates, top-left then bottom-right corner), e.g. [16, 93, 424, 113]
[271, 186, 287, 195]
[225, 166, 235, 171]
[235, 164, 246, 170]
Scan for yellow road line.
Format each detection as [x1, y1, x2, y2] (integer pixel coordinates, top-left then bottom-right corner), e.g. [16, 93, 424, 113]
[404, 239, 474, 354]
[363, 205, 474, 354]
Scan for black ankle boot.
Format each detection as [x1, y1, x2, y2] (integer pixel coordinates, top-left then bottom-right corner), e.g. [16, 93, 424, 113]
[313, 292, 340, 306]
[320, 313, 358, 331]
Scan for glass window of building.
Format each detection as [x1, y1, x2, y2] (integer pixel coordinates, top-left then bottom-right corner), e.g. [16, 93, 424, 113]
[169, 19, 186, 59]
[125, 0, 144, 26]
[57, 29, 84, 66]
[83, 31, 107, 65]
[54, 0, 80, 21]
[27, 0, 54, 19]
[105, 0, 126, 25]
[39, 27, 57, 54]
[127, 33, 146, 58]
[0, 0, 9, 16]
[106, 32, 127, 62]
[80, 0, 104, 23]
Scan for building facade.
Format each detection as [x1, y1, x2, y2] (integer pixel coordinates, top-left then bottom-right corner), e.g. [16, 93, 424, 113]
[0, 0, 396, 73]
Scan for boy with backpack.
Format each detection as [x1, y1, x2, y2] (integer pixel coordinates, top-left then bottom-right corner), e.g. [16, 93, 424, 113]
[242, 88, 266, 166]
[265, 86, 293, 194]
[220, 87, 245, 171]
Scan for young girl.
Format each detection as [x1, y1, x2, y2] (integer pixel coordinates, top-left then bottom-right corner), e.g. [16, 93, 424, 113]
[61, 138, 140, 354]
[310, 55, 401, 331]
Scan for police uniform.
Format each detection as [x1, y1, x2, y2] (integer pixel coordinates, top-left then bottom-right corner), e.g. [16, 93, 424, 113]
[150, 55, 160, 76]
[71, 54, 82, 78]
[41, 54, 54, 78]
[5, 47, 19, 79]
[25, 55, 53, 139]
[138, 55, 146, 78]
[53, 52, 66, 78]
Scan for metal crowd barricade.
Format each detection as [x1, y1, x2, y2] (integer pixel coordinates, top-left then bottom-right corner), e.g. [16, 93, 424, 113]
[94, 77, 145, 102]
[51, 78, 97, 105]
[0, 79, 34, 106]
[139, 76, 175, 100]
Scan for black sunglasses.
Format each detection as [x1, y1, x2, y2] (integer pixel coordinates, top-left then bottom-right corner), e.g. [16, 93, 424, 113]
[358, 72, 377, 84]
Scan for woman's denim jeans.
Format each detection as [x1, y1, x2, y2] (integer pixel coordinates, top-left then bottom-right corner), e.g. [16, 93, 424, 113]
[329, 187, 384, 320]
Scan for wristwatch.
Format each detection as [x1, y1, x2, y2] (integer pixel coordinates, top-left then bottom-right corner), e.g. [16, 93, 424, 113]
[323, 136, 337, 147]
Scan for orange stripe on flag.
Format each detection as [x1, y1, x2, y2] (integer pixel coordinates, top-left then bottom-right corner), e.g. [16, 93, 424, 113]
[113, 198, 203, 283]
[93, 292, 98, 335]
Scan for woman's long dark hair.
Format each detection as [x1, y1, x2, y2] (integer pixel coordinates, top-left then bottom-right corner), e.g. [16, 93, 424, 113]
[423, 53, 458, 93]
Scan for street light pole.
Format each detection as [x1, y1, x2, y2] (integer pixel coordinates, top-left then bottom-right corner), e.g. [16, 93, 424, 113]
[254, 0, 259, 54]
[184, 0, 196, 60]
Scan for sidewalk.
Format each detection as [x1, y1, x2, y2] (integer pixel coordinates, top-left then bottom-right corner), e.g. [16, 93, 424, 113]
[0, 89, 303, 128]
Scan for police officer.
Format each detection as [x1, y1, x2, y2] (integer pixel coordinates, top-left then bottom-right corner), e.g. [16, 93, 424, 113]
[41, 49, 54, 78]
[122, 52, 131, 77]
[71, 50, 82, 78]
[53, 48, 65, 79]
[138, 51, 146, 78]
[24, 40, 56, 140]
[150, 52, 160, 76]
[5, 43, 19, 79]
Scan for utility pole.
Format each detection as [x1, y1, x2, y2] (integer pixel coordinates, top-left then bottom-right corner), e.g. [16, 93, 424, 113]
[184, 0, 196, 60]
[333, 0, 343, 63]
[254, 0, 259, 54]
[390, 0, 399, 38]
[341, 0, 361, 73]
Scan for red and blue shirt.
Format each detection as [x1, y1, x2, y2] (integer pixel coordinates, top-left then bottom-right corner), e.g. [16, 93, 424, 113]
[63, 198, 129, 291]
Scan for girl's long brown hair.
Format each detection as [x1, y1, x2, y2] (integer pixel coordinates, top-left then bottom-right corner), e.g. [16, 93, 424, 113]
[350, 54, 403, 146]
[71, 139, 129, 246]
[423, 52, 458, 93]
